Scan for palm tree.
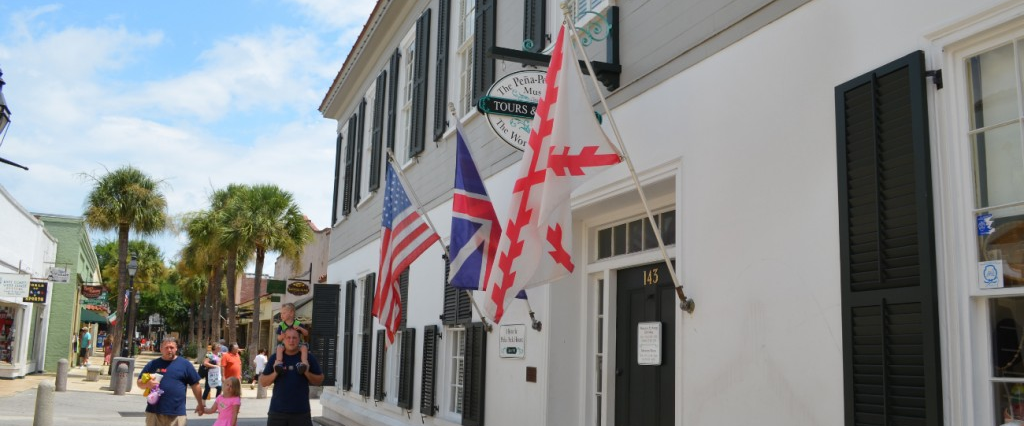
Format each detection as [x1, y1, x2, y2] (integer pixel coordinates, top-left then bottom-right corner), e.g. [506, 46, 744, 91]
[223, 184, 312, 354]
[210, 184, 251, 345]
[82, 165, 168, 357]
[179, 210, 223, 355]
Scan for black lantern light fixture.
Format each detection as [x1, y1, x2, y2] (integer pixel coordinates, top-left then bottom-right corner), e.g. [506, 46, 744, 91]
[0, 68, 27, 171]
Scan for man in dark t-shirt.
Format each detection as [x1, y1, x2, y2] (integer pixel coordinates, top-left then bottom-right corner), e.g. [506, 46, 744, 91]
[137, 337, 205, 425]
[261, 327, 324, 426]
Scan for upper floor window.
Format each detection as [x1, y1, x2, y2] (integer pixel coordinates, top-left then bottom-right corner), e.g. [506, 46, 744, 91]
[457, 0, 476, 115]
[395, 30, 416, 165]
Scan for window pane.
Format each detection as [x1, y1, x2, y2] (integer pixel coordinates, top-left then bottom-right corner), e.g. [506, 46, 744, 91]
[597, 317, 603, 350]
[598, 228, 611, 259]
[968, 43, 1018, 130]
[643, 217, 659, 250]
[972, 124, 1024, 208]
[628, 220, 643, 253]
[597, 280, 604, 315]
[980, 210, 1024, 288]
[991, 297, 1024, 378]
[661, 211, 676, 245]
[612, 224, 626, 256]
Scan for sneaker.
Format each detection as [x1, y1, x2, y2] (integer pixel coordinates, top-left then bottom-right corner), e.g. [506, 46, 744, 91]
[296, 363, 308, 375]
[274, 363, 286, 375]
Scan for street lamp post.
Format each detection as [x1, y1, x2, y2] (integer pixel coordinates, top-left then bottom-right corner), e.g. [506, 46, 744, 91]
[120, 254, 138, 357]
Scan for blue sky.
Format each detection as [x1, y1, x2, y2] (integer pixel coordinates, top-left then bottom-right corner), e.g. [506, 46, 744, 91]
[0, 1, 376, 270]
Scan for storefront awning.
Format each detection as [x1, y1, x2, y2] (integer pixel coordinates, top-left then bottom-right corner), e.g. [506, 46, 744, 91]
[80, 307, 108, 324]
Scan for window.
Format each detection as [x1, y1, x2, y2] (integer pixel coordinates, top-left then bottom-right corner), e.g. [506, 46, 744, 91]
[592, 278, 605, 426]
[458, 0, 476, 115]
[965, 36, 1024, 422]
[396, 30, 416, 165]
[596, 210, 675, 260]
[440, 325, 466, 422]
[385, 330, 402, 404]
[358, 273, 376, 397]
[359, 85, 376, 203]
[573, 0, 609, 24]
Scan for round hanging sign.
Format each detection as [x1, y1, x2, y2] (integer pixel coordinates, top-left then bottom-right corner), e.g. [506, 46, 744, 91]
[478, 70, 546, 152]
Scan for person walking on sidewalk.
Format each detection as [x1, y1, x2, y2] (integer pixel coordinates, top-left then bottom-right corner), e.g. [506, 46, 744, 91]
[137, 336, 205, 425]
[78, 327, 91, 368]
[260, 328, 323, 426]
[203, 343, 223, 400]
[221, 343, 242, 382]
[251, 349, 267, 389]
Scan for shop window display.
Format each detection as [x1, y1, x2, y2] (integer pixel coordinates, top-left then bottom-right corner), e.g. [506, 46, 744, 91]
[0, 306, 14, 364]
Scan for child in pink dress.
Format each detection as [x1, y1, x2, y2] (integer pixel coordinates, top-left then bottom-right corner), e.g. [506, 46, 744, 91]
[205, 376, 241, 426]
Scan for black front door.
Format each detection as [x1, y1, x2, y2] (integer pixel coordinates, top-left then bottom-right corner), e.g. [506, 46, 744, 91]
[615, 261, 676, 426]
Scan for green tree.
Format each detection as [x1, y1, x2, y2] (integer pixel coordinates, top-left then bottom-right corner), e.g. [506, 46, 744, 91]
[223, 184, 312, 354]
[209, 184, 251, 344]
[82, 165, 168, 356]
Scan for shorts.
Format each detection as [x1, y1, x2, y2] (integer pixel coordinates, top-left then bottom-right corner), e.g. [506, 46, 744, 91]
[145, 412, 187, 426]
[267, 411, 313, 426]
[78, 348, 89, 358]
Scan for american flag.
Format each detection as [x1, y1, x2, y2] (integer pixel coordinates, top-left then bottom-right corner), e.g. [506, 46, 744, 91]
[374, 162, 440, 345]
[449, 125, 501, 291]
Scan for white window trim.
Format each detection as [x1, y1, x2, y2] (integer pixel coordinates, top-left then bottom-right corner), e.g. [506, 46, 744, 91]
[927, 3, 1024, 425]
[395, 29, 416, 167]
[437, 325, 465, 423]
[384, 329, 401, 405]
[355, 274, 371, 397]
[336, 122, 350, 226]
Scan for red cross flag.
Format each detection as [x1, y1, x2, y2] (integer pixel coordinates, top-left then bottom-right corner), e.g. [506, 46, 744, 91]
[484, 24, 621, 323]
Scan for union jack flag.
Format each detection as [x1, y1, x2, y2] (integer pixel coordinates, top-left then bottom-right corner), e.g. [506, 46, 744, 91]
[449, 125, 501, 291]
[374, 162, 440, 345]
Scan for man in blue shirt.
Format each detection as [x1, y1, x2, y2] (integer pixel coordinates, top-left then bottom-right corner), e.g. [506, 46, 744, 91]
[261, 327, 324, 426]
[137, 337, 205, 425]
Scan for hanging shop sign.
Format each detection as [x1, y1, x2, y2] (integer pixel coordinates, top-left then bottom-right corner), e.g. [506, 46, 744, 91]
[47, 267, 70, 283]
[23, 281, 48, 304]
[0, 273, 30, 298]
[267, 279, 286, 294]
[498, 324, 526, 359]
[479, 70, 546, 152]
[287, 281, 310, 296]
[81, 285, 104, 299]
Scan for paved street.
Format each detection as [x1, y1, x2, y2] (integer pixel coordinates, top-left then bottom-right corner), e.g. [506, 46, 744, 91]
[0, 351, 325, 425]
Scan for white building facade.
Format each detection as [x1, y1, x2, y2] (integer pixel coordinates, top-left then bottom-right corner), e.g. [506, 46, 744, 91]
[0, 185, 57, 378]
[318, 1, 1024, 424]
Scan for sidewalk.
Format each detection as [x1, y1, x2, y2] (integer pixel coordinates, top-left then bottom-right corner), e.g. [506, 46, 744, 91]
[0, 350, 318, 425]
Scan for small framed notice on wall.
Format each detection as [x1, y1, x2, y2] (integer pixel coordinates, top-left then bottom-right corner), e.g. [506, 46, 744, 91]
[638, 322, 661, 366]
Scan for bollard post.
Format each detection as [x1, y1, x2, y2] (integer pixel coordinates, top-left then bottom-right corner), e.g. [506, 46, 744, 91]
[256, 382, 267, 399]
[54, 359, 68, 392]
[114, 364, 129, 395]
[33, 381, 54, 426]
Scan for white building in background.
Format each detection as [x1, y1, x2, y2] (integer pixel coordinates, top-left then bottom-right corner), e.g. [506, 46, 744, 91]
[0, 184, 56, 378]
[314, 0, 1024, 425]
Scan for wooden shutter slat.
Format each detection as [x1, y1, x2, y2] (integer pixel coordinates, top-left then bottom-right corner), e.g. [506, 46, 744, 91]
[342, 115, 357, 215]
[370, 70, 387, 191]
[342, 280, 356, 390]
[462, 322, 486, 426]
[374, 329, 386, 401]
[310, 284, 341, 387]
[387, 49, 400, 153]
[353, 98, 367, 206]
[471, 0, 496, 108]
[359, 273, 376, 397]
[836, 51, 941, 425]
[410, 9, 432, 157]
[433, 0, 451, 141]
[398, 328, 416, 409]
[400, 269, 410, 330]
[420, 325, 439, 416]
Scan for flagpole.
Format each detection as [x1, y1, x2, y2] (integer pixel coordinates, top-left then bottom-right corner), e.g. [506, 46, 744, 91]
[387, 148, 495, 331]
[559, 4, 695, 313]
[448, 103, 540, 332]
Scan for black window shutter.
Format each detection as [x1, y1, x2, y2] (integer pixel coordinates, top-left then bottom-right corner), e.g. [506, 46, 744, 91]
[836, 50, 942, 426]
[310, 284, 340, 387]
[523, 0, 545, 53]
[359, 273, 376, 397]
[374, 329, 386, 401]
[420, 325, 439, 416]
[410, 9, 432, 158]
[342, 280, 356, 391]
[433, 0, 451, 141]
[353, 98, 367, 207]
[332, 133, 344, 225]
[342, 115, 357, 216]
[472, 0, 496, 108]
[397, 327, 416, 409]
[370, 70, 387, 192]
[387, 49, 400, 154]
[462, 322, 487, 426]
[400, 269, 410, 330]
[443, 252, 473, 325]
